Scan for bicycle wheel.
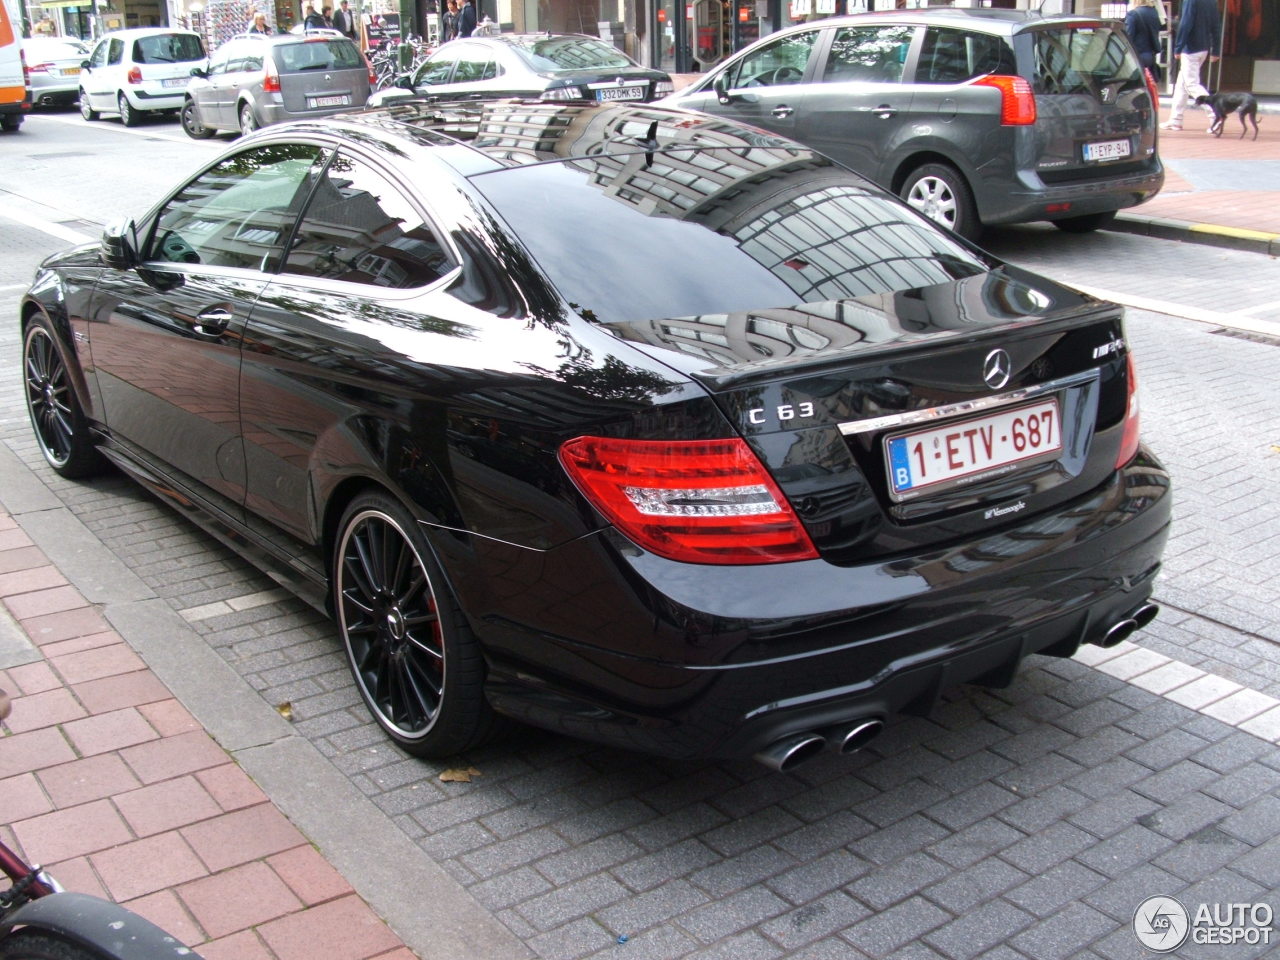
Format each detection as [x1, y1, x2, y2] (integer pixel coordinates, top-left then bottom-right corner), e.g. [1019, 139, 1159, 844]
[0, 930, 110, 960]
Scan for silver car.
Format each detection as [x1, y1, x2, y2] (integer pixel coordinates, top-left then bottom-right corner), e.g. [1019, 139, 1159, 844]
[22, 37, 89, 108]
[182, 32, 372, 138]
[666, 9, 1164, 240]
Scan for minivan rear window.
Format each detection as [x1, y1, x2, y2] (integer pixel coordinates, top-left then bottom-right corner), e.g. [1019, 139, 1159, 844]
[133, 33, 205, 64]
[1032, 26, 1143, 95]
[275, 39, 362, 72]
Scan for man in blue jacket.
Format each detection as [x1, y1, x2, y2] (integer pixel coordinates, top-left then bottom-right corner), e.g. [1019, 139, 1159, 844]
[1161, 0, 1220, 131]
[457, 0, 476, 36]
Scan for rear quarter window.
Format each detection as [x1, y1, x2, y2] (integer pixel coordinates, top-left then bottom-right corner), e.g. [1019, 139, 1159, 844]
[916, 27, 1016, 84]
[1031, 26, 1143, 94]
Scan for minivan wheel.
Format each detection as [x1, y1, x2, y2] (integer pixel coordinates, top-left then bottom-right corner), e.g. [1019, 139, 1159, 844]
[239, 103, 258, 137]
[1052, 211, 1118, 234]
[333, 492, 499, 758]
[901, 163, 980, 240]
[181, 100, 215, 139]
[79, 91, 99, 121]
[117, 93, 141, 127]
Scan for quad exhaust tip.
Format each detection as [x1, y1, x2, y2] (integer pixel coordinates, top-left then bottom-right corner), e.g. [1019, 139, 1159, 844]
[755, 717, 884, 772]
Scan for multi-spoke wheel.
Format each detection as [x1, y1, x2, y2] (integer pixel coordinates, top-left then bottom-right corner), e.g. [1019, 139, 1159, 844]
[239, 103, 258, 137]
[23, 321, 104, 478]
[334, 492, 496, 757]
[117, 93, 141, 127]
[900, 162, 980, 241]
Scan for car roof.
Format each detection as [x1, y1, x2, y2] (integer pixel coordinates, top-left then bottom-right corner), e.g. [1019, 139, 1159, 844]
[774, 9, 1108, 36]
[100, 26, 201, 38]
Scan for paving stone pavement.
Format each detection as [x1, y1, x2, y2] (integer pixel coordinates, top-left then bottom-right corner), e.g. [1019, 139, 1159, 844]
[4, 176, 1280, 959]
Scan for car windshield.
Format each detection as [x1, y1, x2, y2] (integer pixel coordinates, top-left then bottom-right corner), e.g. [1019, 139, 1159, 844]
[509, 36, 635, 72]
[1032, 26, 1144, 94]
[275, 39, 362, 71]
[133, 33, 205, 64]
[472, 148, 986, 326]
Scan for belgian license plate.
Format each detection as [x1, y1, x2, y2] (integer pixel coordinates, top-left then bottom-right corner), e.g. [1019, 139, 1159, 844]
[309, 94, 351, 108]
[162, 77, 187, 88]
[885, 399, 1062, 499]
[1083, 138, 1131, 162]
[597, 86, 644, 102]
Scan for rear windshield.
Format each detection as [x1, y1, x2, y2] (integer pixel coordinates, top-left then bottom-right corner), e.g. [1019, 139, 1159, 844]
[132, 33, 205, 64]
[473, 149, 986, 326]
[509, 36, 635, 72]
[274, 39, 363, 72]
[1031, 26, 1143, 95]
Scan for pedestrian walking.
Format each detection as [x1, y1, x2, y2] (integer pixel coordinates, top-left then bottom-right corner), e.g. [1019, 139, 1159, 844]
[1161, 0, 1219, 131]
[1124, 0, 1163, 82]
[332, 0, 356, 39]
[303, 3, 326, 29]
[442, 0, 458, 40]
[456, 0, 476, 37]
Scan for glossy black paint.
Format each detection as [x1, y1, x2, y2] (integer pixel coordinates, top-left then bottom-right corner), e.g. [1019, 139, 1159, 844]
[19, 100, 1171, 761]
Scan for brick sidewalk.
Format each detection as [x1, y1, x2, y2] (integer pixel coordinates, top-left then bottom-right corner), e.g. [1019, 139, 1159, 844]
[0, 509, 415, 960]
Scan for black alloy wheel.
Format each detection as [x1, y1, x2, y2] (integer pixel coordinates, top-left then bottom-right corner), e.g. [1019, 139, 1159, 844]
[334, 492, 496, 757]
[181, 99, 215, 139]
[23, 321, 104, 478]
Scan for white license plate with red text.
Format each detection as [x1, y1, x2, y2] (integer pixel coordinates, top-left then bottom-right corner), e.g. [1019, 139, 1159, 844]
[886, 399, 1062, 499]
[1083, 138, 1131, 162]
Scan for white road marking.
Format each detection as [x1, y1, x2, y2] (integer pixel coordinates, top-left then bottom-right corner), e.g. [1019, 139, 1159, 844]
[0, 204, 93, 244]
[1071, 284, 1280, 339]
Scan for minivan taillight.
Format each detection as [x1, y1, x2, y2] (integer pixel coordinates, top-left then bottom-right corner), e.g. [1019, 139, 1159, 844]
[559, 436, 818, 565]
[1115, 353, 1141, 468]
[971, 74, 1036, 126]
[127, 65, 143, 84]
[262, 58, 281, 93]
[1143, 67, 1160, 115]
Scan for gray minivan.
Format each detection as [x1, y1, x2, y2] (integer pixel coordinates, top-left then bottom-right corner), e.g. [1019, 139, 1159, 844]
[182, 31, 371, 138]
[666, 9, 1163, 239]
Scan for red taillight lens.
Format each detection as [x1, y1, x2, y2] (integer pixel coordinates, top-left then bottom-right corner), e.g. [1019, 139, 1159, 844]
[29, 61, 51, 75]
[558, 436, 818, 565]
[971, 74, 1036, 126]
[1115, 353, 1141, 468]
[1143, 67, 1160, 116]
[127, 65, 143, 84]
[262, 60, 281, 93]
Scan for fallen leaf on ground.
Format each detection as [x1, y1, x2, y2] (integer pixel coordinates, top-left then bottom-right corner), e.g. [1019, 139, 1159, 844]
[439, 767, 482, 783]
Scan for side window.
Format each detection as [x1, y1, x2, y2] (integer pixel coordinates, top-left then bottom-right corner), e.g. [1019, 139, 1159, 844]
[417, 50, 459, 85]
[107, 39, 123, 66]
[149, 143, 327, 271]
[918, 28, 1017, 84]
[207, 48, 232, 75]
[243, 53, 264, 72]
[726, 30, 818, 89]
[89, 41, 108, 68]
[452, 55, 497, 82]
[282, 151, 454, 289]
[823, 25, 915, 84]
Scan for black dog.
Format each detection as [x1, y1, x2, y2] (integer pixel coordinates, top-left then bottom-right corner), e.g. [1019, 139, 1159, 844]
[1194, 92, 1260, 140]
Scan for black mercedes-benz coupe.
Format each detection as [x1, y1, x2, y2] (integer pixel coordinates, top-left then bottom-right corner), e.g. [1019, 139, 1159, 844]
[20, 100, 1170, 771]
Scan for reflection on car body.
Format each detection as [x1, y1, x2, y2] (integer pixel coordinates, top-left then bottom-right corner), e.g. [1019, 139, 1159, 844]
[20, 100, 1169, 771]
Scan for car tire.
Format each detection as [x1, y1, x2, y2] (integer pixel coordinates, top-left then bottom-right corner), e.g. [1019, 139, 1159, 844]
[181, 100, 215, 139]
[900, 163, 980, 241]
[0, 114, 20, 132]
[22, 320, 106, 479]
[238, 103, 258, 137]
[333, 491, 500, 758]
[117, 93, 142, 127]
[0, 929, 110, 960]
[1052, 211, 1118, 234]
[79, 91, 99, 121]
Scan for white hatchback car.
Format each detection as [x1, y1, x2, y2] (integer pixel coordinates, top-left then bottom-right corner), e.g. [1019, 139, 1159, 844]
[79, 27, 206, 126]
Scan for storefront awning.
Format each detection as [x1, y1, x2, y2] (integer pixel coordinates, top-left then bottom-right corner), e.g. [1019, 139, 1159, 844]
[33, 0, 93, 8]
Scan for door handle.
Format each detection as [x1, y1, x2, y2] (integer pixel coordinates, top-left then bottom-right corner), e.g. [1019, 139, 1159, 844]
[872, 104, 897, 118]
[192, 306, 233, 338]
[771, 104, 794, 119]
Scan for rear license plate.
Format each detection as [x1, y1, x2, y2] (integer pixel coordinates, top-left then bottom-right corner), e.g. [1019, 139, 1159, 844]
[162, 77, 187, 88]
[61, 67, 81, 76]
[308, 94, 351, 108]
[885, 399, 1062, 500]
[597, 86, 644, 102]
[1083, 138, 1131, 162]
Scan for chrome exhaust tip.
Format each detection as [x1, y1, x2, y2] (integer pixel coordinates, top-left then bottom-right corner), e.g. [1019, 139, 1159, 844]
[754, 732, 826, 773]
[1132, 602, 1159, 629]
[827, 718, 884, 755]
[1095, 618, 1138, 648]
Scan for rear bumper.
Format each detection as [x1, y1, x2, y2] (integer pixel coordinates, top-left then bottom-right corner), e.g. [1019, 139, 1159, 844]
[978, 160, 1165, 226]
[471, 449, 1172, 759]
[125, 87, 187, 110]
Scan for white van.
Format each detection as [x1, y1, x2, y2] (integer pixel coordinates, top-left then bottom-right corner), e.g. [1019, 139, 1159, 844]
[0, 0, 31, 131]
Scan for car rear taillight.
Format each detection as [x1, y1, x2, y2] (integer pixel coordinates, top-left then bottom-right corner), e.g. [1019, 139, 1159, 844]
[971, 74, 1036, 126]
[1115, 353, 1141, 468]
[1143, 67, 1160, 115]
[653, 79, 674, 97]
[29, 61, 51, 75]
[540, 85, 584, 101]
[559, 436, 818, 565]
[127, 65, 143, 84]
[262, 58, 281, 93]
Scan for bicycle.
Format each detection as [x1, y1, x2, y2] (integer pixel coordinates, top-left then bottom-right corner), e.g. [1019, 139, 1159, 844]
[0, 691, 204, 960]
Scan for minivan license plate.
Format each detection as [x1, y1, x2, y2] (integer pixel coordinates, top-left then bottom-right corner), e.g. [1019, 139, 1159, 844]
[1083, 139, 1131, 162]
[886, 399, 1062, 499]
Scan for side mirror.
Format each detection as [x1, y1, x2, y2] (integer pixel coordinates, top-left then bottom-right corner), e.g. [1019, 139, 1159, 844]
[100, 219, 138, 271]
[80, 59, 91, 70]
[397, 73, 415, 90]
[714, 73, 733, 105]
[190, 65, 207, 78]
